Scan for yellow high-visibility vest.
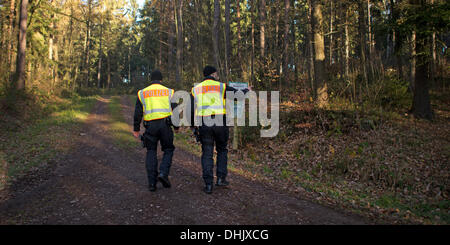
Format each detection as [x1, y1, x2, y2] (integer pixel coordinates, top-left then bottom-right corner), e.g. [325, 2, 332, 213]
[192, 80, 226, 117]
[138, 84, 174, 121]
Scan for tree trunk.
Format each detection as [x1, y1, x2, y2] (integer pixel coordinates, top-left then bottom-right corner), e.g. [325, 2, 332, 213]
[194, 0, 202, 81]
[158, 0, 163, 68]
[53, 20, 59, 88]
[168, 0, 174, 79]
[367, 0, 374, 79]
[430, 0, 436, 86]
[412, 32, 433, 120]
[107, 52, 111, 89]
[390, 0, 403, 79]
[411, 0, 433, 120]
[275, 6, 280, 53]
[225, 0, 231, 81]
[311, 0, 328, 108]
[212, 0, 221, 78]
[275, 5, 281, 90]
[329, 0, 333, 66]
[98, 21, 103, 89]
[344, 7, 354, 101]
[358, 0, 368, 95]
[292, 11, 299, 86]
[282, 0, 290, 90]
[307, 0, 315, 96]
[344, 8, 350, 80]
[410, 31, 416, 93]
[0, 7, 5, 63]
[175, 0, 183, 85]
[83, 0, 92, 87]
[236, 0, 243, 78]
[14, 0, 28, 91]
[431, 31, 436, 85]
[49, 31, 53, 61]
[128, 47, 131, 85]
[251, 0, 255, 86]
[7, 0, 16, 73]
[49, 0, 58, 89]
[260, 0, 266, 58]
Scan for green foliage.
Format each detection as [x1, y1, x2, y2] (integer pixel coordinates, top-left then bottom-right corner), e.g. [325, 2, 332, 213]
[371, 76, 411, 111]
[59, 88, 80, 99]
[403, 2, 450, 36]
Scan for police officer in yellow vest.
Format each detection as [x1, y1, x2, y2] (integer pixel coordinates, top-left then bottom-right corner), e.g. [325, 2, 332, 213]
[133, 70, 178, 192]
[191, 66, 249, 194]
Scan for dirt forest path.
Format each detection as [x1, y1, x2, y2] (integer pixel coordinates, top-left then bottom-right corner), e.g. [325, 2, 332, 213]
[0, 96, 367, 225]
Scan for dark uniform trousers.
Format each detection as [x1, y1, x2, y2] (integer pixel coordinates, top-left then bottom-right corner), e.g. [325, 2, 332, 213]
[143, 118, 175, 185]
[199, 125, 229, 185]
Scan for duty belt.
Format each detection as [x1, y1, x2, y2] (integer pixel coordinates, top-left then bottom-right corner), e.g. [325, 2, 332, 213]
[143, 117, 170, 127]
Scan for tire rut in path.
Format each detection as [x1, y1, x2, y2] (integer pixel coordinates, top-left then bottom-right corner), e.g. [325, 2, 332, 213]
[0, 96, 367, 225]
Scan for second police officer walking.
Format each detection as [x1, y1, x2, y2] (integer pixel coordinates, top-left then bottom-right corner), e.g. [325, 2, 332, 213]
[191, 66, 250, 194]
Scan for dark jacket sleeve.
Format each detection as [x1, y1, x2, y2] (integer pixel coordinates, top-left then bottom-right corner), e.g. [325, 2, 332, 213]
[134, 98, 143, 132]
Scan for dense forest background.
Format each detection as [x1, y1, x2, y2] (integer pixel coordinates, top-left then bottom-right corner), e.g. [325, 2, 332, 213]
[1, 0, 449, 118]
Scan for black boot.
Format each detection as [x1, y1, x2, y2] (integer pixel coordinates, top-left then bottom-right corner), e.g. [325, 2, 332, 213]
[216, 177, 229, 187]
[204, 184, 213, 194]
[158, 173, 171, 188]
[149, 184, 157, 192]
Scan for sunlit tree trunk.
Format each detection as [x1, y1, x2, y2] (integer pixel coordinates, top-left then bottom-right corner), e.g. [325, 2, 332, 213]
[410, 31, 416, 92]
[344, 8, 350, 80]
[251, 0, 255, 86]
[128, 47, 131, 85]
[311, 0, 328, 108]
[7, 0, 16, 74]
[98, 21, 103, 89]
[260, 0, 266, 59]
[236, 0, 243, 78]
[14, 0, 28, 91]
[83, 0, 93, 87]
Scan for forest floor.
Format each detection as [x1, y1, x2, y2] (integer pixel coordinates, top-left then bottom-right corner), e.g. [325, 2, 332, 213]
[0, 95, 367, 225]
[221, 91, 449, 225]
[173, 90, 450, 225]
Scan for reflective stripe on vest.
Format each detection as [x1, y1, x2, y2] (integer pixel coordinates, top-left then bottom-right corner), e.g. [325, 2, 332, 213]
[192, 80, 226, 117]
[138, 84, 173, 121]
